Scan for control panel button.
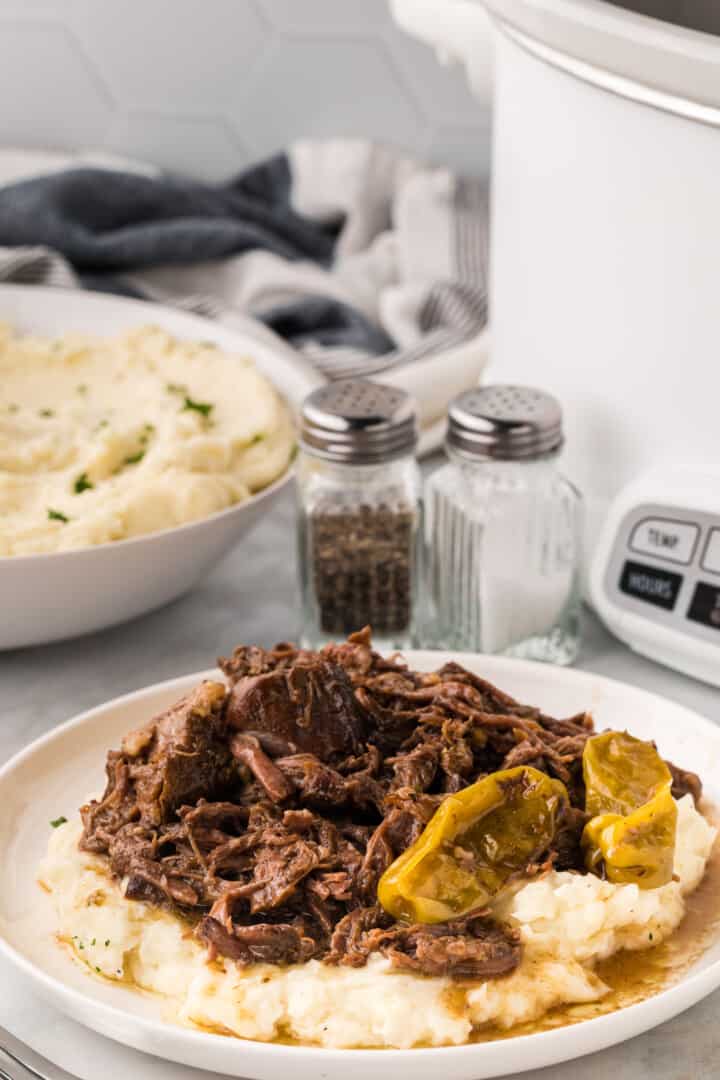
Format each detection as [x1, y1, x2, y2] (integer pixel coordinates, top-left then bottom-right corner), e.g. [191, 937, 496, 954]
[619, 560, 683, 611]
[701, 529, 720, 576]
[687, 582, 720, 630]
[629, 518, 699, 565]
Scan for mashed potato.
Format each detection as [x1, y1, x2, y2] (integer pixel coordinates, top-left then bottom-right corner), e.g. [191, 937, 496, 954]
[0, 324, 295, 555]
[39, 797, 715, 1049]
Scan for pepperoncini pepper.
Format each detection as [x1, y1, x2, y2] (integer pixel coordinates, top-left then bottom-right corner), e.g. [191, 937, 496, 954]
[583, 730, 673, 817]
[583, 785, 677, 888]
[378, 766, 569, 924]
[581, 731, 677, 889]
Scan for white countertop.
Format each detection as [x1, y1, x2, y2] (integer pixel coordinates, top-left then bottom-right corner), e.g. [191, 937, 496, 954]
[1, 486, 718, 1079]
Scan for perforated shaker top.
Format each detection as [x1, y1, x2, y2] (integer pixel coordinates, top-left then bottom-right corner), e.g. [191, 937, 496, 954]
[299, 379, 418, 464]
[447, 385, 564, 461]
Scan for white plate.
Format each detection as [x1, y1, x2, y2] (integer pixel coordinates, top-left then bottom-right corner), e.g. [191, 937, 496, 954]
[1, 653, 720, 1079]
[0, 285, 321, 649]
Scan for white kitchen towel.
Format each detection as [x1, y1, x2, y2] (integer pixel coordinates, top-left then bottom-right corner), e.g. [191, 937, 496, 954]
[0, 141, 489, 443]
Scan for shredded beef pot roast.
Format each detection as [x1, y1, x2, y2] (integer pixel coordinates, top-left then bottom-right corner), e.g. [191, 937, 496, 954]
[80, 629, 701, 980]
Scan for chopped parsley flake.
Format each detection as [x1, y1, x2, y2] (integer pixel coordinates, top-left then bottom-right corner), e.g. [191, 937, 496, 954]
[166, 382, 187, 394]
[50, 816, 67, 828]
[182, 396, 213, 419]
[96, 966, 101, 973]
[105, 939, 110, 947]
[47, 508, 69, 523]
[251, 433, 265, 444]
[73, 472, 93, 494]
[39, 408, 54, 418]
[91, 938, 96, 946]
[124, 450, 145, 465]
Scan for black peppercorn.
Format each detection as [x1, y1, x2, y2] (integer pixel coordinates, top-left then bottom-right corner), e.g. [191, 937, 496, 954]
[309, 502, 416, 635]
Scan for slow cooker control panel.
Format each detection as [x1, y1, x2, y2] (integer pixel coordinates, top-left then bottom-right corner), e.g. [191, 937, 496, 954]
[603, 503, 720, 642]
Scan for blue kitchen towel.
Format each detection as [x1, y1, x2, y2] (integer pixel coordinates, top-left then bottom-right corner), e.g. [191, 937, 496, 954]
[0, 157, 337, 269]
[0, 141, 489, 424]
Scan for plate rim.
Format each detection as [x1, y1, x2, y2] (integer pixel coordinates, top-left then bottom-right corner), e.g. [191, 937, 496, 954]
[2, 654, 720, 1076]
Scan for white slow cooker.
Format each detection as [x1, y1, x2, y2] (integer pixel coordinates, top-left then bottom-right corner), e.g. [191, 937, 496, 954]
[392, 0, 720, 538]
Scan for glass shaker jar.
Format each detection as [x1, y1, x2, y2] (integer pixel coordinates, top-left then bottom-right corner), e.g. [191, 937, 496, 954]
[296, 379, 421, 650]
[425, 385, 583, 663]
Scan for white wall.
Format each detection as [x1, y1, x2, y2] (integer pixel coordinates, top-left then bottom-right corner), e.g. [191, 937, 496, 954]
[1, 0, 492, 180]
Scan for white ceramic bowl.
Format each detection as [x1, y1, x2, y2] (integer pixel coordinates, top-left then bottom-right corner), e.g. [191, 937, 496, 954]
[0, 285, 321, 649]
[1, 655, 719, 1078]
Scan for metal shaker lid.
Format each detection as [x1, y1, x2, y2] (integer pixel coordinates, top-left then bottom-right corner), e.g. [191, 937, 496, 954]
[447, 385, 564, 461]
[299, 379, 418, 464]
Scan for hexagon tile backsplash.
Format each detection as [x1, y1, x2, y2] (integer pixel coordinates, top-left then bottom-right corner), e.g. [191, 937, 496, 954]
[0, 0, 492, 181]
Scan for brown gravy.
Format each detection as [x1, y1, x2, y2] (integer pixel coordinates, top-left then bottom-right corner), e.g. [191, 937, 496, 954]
[68, 812, 720, 1049]
[467, 809, 720, 1044]
[222, 829, 720, 1050]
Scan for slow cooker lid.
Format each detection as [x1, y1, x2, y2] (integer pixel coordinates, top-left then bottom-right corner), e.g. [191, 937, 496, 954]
[605, 2, 720, 36]
[482, 0, 720, 119]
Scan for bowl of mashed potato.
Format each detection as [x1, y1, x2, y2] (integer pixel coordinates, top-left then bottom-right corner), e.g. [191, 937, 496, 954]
[0, 286, 320, 648]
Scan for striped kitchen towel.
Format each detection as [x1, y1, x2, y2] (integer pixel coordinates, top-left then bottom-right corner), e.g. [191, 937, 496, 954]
[0, 141, 489, 444]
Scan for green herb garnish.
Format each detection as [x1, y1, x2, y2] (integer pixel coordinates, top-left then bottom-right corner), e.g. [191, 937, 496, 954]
[73, 472, 93, 494]
[105, 939, 110, 947]
[182, 396, 213, 419]
[166, 382, 187, 394]
[91, 938, 96, 946]
[47, 508, 69, 523]
[251, 433, 265, 444]
[50, 816, 68, 828]
[39, 408, 54, 418]
[124, 450, 145, 465]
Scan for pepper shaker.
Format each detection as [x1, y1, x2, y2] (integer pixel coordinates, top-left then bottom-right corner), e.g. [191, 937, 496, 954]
[296, 380, 421, 650]
[424, 385, 583, 663]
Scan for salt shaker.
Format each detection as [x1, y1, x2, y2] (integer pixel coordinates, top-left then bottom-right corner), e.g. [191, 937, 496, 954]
[424, 385, 583, 663]
[296, 379, 421, 650]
